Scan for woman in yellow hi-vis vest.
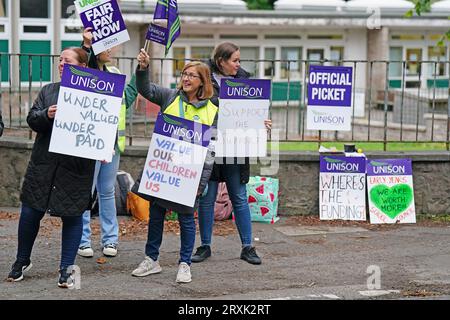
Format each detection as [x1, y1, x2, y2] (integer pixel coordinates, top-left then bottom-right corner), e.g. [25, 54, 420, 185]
[77, 28, 138, 259]
[131, 49, 218, 283]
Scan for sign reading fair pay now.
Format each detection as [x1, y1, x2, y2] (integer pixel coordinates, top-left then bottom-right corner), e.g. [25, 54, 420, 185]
[306, 65, 353, 131]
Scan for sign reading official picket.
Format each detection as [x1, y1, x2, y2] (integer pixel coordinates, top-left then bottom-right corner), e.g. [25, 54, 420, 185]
[138, 113, 211, 208]
[49, 64, 125, 162]
[307, 65, 353, 131]
[75, 0, 130, 55]
[216, 79, 271, 157]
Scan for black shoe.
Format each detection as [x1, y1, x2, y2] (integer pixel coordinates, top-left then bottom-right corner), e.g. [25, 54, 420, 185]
[58, 268, 74, 289]
[191, 245, 211, 263]
[240, 246, 262, 265]
[7, 260, 33, 282]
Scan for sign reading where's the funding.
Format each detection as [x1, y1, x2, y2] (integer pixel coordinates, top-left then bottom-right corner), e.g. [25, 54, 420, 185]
[215, 79, 271, 157]
[75, 0, 130, 55]
[319, 156, 366, 221]
[138, 113, 212, 208]
[307, 65, 353, 131]
[49, 64, 125, 162]
[367, 159, 416, 224]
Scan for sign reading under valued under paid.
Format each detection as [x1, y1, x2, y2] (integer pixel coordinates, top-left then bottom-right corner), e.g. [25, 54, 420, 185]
[75, 0, 130, 55]
[215, 79, 271, 157]
[49, 64, 125, 162]
[307, 65, 353, 131]
[367, 159, 416, 224]
[319, 156, 366, 221]
[138, 113, 211, 208]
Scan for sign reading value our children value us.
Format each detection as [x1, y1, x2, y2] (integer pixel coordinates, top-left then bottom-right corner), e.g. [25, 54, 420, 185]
[367, 159, 416, 224]
[75, 0, 130, 55]
[49, 64, 125, 162]
[216, 79, 271, 157]
[138, 113, 212, 208]
[307, 65, 353, 131]
[319, 156, 367, 221]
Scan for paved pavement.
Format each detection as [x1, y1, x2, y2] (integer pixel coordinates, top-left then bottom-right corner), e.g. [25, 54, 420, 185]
[1, 208, 449, 302]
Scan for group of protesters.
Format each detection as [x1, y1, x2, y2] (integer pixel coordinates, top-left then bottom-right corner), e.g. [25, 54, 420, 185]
[5, 28, 272, 288]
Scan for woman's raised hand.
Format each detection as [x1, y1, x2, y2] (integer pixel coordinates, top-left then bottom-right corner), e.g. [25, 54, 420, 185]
[47, 105, 57, 119]
[137, 49, 150, 70]
[82, 27, 93, 48]
[264, 119, 272, 131]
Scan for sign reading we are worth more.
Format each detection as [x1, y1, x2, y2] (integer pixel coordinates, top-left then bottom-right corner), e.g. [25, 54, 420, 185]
[367, 159, 416, 224]
[75, 0, 130, 55]
[138, 113, 211, 208]
[307, 65, 353, 131]
[49, 64, 125, 162]
[216, 79, 271, 157]
[319, 156, 367, 221]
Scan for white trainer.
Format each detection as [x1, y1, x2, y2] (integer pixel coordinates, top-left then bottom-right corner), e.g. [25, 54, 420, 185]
[77, 246, 94, 258]
[176, 262, 192, 283]
[131, 256, 162, 277]
[103, 244, 118, 257]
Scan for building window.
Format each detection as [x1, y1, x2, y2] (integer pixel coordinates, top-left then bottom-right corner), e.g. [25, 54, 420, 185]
[308, 34, 343, 40]
[391, 34, 425, 41]
[307, 49, 324, 65]
[240, 47, 259, 77]
[330, 46, 344, 66]
[264, 48, 275, 77]
[428, 46, 447, 76]
[0, 0, 7, 17]
[20, 0, 49, 18]
[406, 48, 422, 76]
[62, 0, 75, 19]
[389, 47, 403, 77]
[281, 47, 302, 79]
[191, 47, 213, 61]
[172, 47, 185, 77]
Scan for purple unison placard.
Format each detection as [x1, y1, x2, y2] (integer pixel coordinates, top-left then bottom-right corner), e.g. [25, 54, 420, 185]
[320, 156, 366, 174]
[308, 65, 353, 107]
[61, 64, 125, 97]
[146, 23, 168, 45]
[154, 112, 212, 148]
[367, 159, 413, 176]
[219, 79, 271, 100]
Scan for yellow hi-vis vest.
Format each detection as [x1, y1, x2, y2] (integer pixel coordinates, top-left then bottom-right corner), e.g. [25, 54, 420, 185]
[106, 65, 127, 153]
[164, 96, 217, 126]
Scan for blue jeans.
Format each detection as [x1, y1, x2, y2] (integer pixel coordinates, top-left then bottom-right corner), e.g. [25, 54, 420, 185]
[198, 164, 252, 247]
[16, 204, 82, 269]
[80, 149, 120, 248]
[145, 202, 196, 265]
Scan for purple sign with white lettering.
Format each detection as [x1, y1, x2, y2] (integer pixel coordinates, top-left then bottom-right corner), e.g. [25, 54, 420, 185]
[367, 159, 412, 176]
[154, 112, 211, 148]
[219, 79, 271, 100]
[146, 23, 168, 45]
[61, 64, 125, 98]
[320, 156, 366, 173]
[308, 65, 353, 107]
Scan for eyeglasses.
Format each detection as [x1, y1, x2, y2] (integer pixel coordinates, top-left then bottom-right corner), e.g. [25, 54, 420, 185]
[180, 72, 201, 80]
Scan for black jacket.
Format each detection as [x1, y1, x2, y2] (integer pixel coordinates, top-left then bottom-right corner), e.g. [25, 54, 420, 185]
[0, 113, 3, 137]
[20, 83, 96, 217]
[207, 59, 251, 184]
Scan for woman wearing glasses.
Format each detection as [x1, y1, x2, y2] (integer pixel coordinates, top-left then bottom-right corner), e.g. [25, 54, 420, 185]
[131, 49, 218, 283]
[192, 42, 272, 265]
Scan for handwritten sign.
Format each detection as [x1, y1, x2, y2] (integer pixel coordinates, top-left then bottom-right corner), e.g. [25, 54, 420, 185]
[49, 64, 125, 162]
[307, 65, 353, 131]
[138, 113, 211, 207]
[75, 0, 130, 55]
[215, 79, 271, 157]
[319, 156, 366, 221]
[367, 159, 416, 224]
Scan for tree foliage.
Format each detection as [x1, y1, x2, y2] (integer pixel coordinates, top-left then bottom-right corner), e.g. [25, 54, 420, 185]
[244, 0, 276, 10]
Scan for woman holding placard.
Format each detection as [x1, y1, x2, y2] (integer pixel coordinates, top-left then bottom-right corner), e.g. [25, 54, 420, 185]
[192, 42, 272, 265]
[132, 48, 218, 283]
[6, 48, 95, 288]
[77, 27, 138, 259]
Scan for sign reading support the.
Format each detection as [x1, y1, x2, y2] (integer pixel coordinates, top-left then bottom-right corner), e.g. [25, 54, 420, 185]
[307, 65, 353, 131]
[367, 158, 416, 224]
[319, 156, 367, 221]
[75, 0, 130, 55]
[215, 79, 271, 157]
[49, 64, 126, 162]
[138, 113, 211, 208]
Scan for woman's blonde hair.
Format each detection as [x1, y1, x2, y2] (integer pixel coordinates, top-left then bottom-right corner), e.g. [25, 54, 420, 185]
[177, 61, 214, 100]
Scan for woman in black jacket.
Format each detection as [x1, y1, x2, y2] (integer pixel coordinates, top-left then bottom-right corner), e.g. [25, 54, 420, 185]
[6, 47, 96, 288]
[192, 42, 271, 265]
